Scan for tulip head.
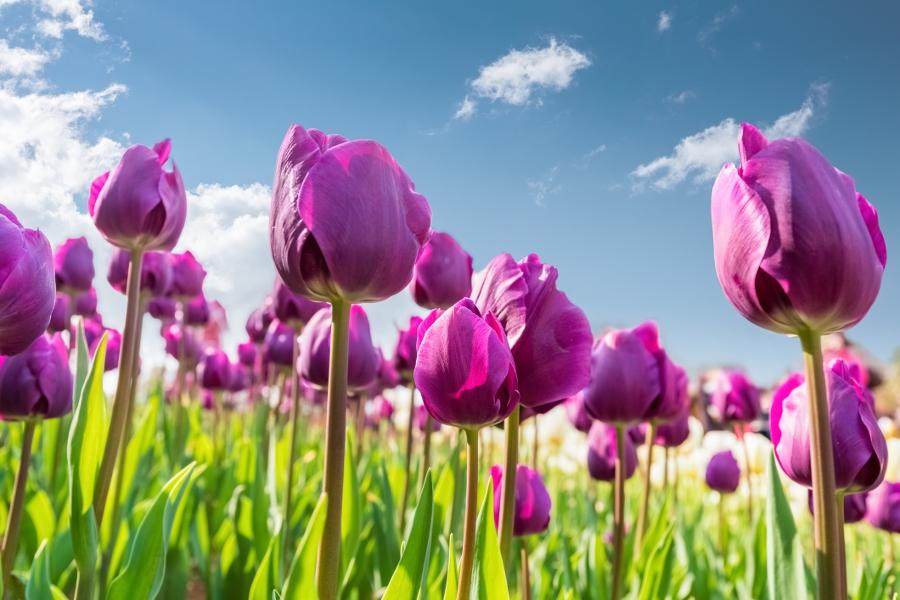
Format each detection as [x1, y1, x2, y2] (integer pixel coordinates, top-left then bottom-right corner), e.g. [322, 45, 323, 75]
[163, 323, 202, 368]
[246, 301, 276, 344]
[147, 297, 177, 321]
[90, 140, 186, 251]
[807, 490, 867, 524]
[490, 464, 552, 537]
[238, 341, 257, 368]
[298, 305, 379, 391]
[414, 299, 519, 430]
[654, 412, 691, 448]
[564, 393, 593, 433]
[264, 320, 295, 368]
[393, 315, 422, 385]
[0, 204, 56, 355]
[140, 251, 173, 297]
[48, 294, 71, 333]
[0, 334, 72, 420]
[200, 349, 232, 391]
[707, 368, 761, 424]
[705, 450, 741, 494]
[54, 236, 94, 292]
[711, 124, 886, 336]
[270, 124, 431, 304]
[73, 288, 98, 317]
[415, 403, 441, 432]
[866, 481, 900, 533]
[170, 251, 206, 299]
[184, 294, 210, 326]
[587, 422, 637, 482]
[272, 278, 327, 326]
[411, 231, 473, 309]
[771, 359, 887, 493]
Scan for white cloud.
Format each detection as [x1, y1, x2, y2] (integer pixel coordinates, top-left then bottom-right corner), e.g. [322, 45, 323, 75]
[33, 0, 106, 41]
[454, 37, 590, 119]
[631, 84, 829, 190]
[657, 11, 673, 32]
[527, 166, 561, 207]
[665, 90, 695, 105]
[0, 40, 54, 78]
[586, 144, 606, 158]
[698, 5, 739, 45]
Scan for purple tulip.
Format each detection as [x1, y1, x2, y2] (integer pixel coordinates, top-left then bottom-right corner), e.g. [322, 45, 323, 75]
[270, 124, 431, 304]
[106, 249, 130, 294]
[264, 320, 295, 368]
[0, 205, 56, 355]
[771, 359, 887, 493]
[90, 139, 187, 251]
[298, 305, 379, 391]
[200, 349, 232, 391]
[366, 396, 395, 429]
[414, 298, 519, 429]
[140, 251, 173, 297]
[807, 491, 867, 524]
[229, 363, 249, 393]
[654, 412, 691, 448]
[415, 403, 441, 433]
[472, 253, 593, 410]
[184, 294, 210, 327]
[393, 316, 422, 385]
[865, 481, 900, 533]
[246, 301, 276, 344]
[711, 123, 886, 336]
[364, 351, 401, 397]
[633, 322, 688, 424]
[238, 341, 257, 368]
[73, 288, 98, 317]
[587, 422, 637, 482]
[170, 251, 206, 299]
[48, 294, 71, 333]
[411, 231, 473, 309]
[201, 389, 215, 411]
[163, 323, 202, 367]
[54, 236, 94, 292]
[90, 326, 121, 372]
[147, 297, 177, 321]
[705, 450, 741, 493]
[0, 334, 72, 419]
[627, 424, 647, 446]
[272, 278, 327, 326]
[564, 393, 593, 433]
[707, 369, 761, 424]
[490, 464, 552, 536]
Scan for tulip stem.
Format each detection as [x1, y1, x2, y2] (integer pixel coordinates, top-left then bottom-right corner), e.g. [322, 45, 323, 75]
[611, 424, 627, 600]
[738, 428, 754, 521]
[420, 413, 433, 490]
[355, 395, 366, 461]
[531, 415, 539, 469]
[663, 446, 670, 492]
[457, 428, 479, 600]
[836, 493, 847, 595]
[636, 423, 657, 553]
[718, 493, 727, 557]
[399, 384, 416, 533]
[94, 249, 144, 527]
[316, 298, 351, 600]
[800, 330, 845, 600]
[282, 327, 302, 575]
[498, 404, 520, 567]
[1, 419, 36, 593]
[520, 545, 531, 600]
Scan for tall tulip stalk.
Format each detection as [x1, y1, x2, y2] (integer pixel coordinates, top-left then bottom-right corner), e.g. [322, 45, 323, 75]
[711, 124, 887, 599]
[269, 124, 430, 598]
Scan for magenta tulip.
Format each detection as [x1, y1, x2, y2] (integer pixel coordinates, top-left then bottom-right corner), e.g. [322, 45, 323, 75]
[0, 334, 72, 419]
[246, 301, 275, 344]
[411, 231, 473, 309]
[238, 341, 257, 368]
[415, 403, 441, 433]
[272, 278, 327, 326]
[264, 320, 296, 368]
[654, 412, 691, 447]
[170, 251, 206, 299]
[490, 464, 552, 536]
[707, 368, 761, 424]
[163, 323, 202, 367]
[200, 349, 232, 391]
[54, 236, 94, 292]
[587, 422, 637, 482]
[87, 325, 121, 372]
[48, 294, 70, 334]
[565, 393, 593, 433]
[807, 491, 867, 524]
[393, 315, 422, 385]
[298, 305, 379, 391]
[73, 288, 98, 317]
[866, 481, 900, 533]
[147, 297, 177, 321]
[705, 450, 741, 493]
[184, 294, 210, 327]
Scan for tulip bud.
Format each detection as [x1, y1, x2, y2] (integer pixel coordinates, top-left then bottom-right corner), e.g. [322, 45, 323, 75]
[184, 294, 210, 326]
[73, 288, 98, 317]
[414, 299, 519, 429]
[298, 305, 379, 391]
[163, 323, 202, 367]
[490, 464, 552, 536]
[200, 349, 232, 390]
[264, 320, 295, 367]
[147, 297, 177, 321]
[272, 278, 327, 326]
[48, 294, 71, 334]
[140, 251, 173, 297]
[170, 251, 206, 299]
[807, 490, 867, 524]
[246, 301, 275, 344]
[705, 450, 741, 493]
[54, 236, 94, 292]
[587, 422, 637, 482]
[706, 368, 761, 424]
[865, 481, 900, 533]
[564, 393, 593, 433]
[0, 334, 72, 419]
[270, 124, 432, 304]
[238, 341, 257, 368]
[393, 316, 422, 385]
[88, 325, 121, 372]
[771, 359, 887, 493]
[90, 139, 187, 251]
[654, 412, 691, 448]
[411, 231, 473, 309]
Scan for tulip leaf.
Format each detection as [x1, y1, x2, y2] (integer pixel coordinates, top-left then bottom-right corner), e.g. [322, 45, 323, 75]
[383, 470, 434, 600]
[25, 540, 66, 600]
[443, 533, 457, 600]
[282, 493, 328, 600]
[341, 432, 361, 575]
[248, 530, 282, 600]
[107, 462, 195, 600]
[766, 452, 807, 600]
[471, 483, 509, 600]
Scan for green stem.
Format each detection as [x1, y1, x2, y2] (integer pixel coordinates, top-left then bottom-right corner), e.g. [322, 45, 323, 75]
[635, 423, 657, 553]
[94, 249, 144, 527]
[520, 545, 531, 600]
[611, 425, 627, 600]
[1, 420, 36, 593]
[738, 428, 754, 521]
[282, 327, 301, 574]
[355, 395, 366, 461]
[719, 493, 727, 557]
[800, 330, 845, 600]
[315, 299, 351, 600]
[420, 413, 433, 490]
[74, 571, 94, 600]
[399, 384, 416, 533]
[531, 415, 539, 468]
[498, 404, 520, 566]
[663, 446, 670, 492]
[836, 493, 847, 595]
[456, 428, 479, 600]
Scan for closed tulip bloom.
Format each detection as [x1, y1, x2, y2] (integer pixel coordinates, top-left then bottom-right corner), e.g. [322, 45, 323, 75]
[106, 249, 130, 293]
[147, 297, 177, 321]
[54, 236, 94, 292]
[654, 412, 691, 448]
[270, 124, 431, 304]
[0, 334, 72, 419]
[264, 320, 295, 367]
[91, 327, 121, 372]
[807, 491, 867, 524]
[170, 251, 206, 299]
[246, 301, 275, 344]
[393, 316, 422, 384]
[565, 393, 593, 433]
[163, 323, 201, 367]
[587, 422, 637, 482]
[73, 288, 98, 317]
[411, 231, 473, 309]
[771, 359, 887, 492]
[473, 253, 593, 409]
[48, 294, 70, 333]
[201, 389, 215, 411]
[627, 424, 647, 446]
[582, 325, 661, 425]
[299, 305, 379, 391]
[200, 349, 232, 391]
[415, 403, 441, 432]
[707, 368, 761, 424]
[273, 278, 327, 326]
[140, 251, 173, 296]
[0, 205, 56, 355]
[414, 298, 519, 429]
[865, 481, 900, 533]
[634, 322, 689, 424]
[711, 124, 886, 336]
[238, 341, 257, 367]
[229, 363, 249, 393]
[705, 450, 741, 493]
[490, 464, 552, 536]
[90, 139, 186, 251]
[184, 295, 210, 326]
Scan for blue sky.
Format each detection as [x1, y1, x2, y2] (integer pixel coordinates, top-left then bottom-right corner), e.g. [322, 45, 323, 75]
[1, 0, 898, 384]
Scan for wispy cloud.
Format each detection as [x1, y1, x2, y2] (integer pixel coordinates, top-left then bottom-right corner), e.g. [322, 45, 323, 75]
[527, 166, 562, 206]
[698, 5, 739, 46]
[631, 83, 829, 191]
[665, 90, 696, 105]
[453, 37, 591, 120]
[657, 11, 673, 33]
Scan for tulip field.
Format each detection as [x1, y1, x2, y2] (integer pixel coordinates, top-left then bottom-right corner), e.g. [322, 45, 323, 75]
[0, 117, 897, 600]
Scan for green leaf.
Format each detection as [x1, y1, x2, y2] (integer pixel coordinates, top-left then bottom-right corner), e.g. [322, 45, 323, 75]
[26, 540, 66, 600]
[67, 330, 108, 585]
[107, 462, 195, 600]
[443, 533, 457, 600]
[282, 494, 328, 600]
[341, 433, 361, 575]
[249, 530, 282, 600]
[766, 452, 807, 600]
[471, 483, 509, 600]
[383, 471, 434, 600]
[637, 525, 675, 600]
